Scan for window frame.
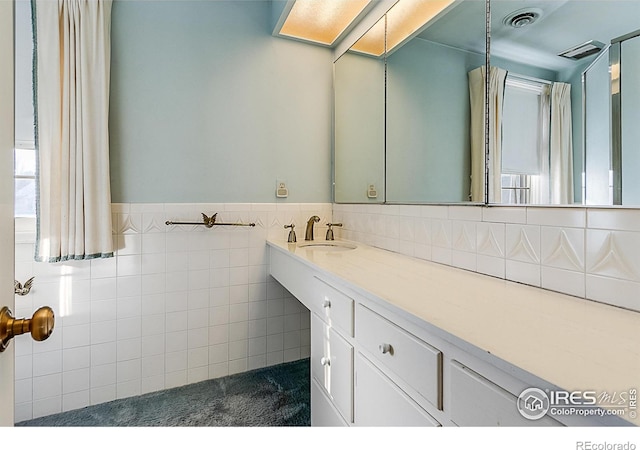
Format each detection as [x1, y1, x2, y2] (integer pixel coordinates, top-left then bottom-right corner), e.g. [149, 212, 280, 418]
[14, 139, 37, 219]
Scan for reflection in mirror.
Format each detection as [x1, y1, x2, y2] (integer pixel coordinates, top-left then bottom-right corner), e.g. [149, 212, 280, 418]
[334, 0, 488, 205]
[385, 0, 486, 203]
[618, 31, 640, 204]
[333, 18, 386, 203]
[386, 0, 485, 203]
[488, 0, 640, 206]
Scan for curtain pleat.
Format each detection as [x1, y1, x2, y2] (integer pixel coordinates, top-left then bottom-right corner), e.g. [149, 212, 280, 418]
[33, 0, 113, 262]
[530, 84, 551, 204]
[550, 82, 574, 205]
[468, 66, 507, 203]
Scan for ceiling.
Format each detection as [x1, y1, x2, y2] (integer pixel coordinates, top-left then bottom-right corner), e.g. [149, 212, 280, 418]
[417, 0, 640, 73]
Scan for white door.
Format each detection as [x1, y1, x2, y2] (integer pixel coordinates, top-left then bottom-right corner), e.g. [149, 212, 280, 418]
[0, 0, 16, 427]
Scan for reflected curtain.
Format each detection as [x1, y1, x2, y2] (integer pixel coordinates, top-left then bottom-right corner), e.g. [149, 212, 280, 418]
[468, 66, 508, 203]
[529, 84, 551, 204]
[33, 0, 114, 262]
[550, 82, 574, 204]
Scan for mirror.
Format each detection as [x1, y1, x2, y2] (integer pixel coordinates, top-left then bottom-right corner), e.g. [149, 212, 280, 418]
[489, 0, 640, 205]
[385, 0, 486, 203]
[333, 0, 488, 204]
[334, 18, 386, 204]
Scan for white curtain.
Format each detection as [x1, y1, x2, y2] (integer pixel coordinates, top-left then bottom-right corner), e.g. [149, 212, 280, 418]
[529, 84, 551, 204]
[550, 82, 574, 204]
[468, 66, 508, 203]
[33, 0, 113, 262]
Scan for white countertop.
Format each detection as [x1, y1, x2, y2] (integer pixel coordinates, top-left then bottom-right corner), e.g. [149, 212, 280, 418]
[268, 238, 640, 425]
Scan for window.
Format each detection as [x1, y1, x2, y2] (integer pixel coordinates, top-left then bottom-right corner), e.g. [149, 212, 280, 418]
[15, 1, 36, 218]
[14, 141, 36, 217]
[501, 75, 551, 204]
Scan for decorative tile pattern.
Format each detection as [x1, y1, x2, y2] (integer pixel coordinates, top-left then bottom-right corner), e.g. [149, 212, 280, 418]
[506, 225, 540, 264]
[431, 220, 452, 249]
[587, 231, 639, 282]
[541, 228, 584, 271]
[338, 203, 640, 313]
[452, 221, 476, 253]
[476, 223, 505, 258]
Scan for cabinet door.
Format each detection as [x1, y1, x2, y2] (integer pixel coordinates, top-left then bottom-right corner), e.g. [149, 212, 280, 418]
[355, 353, 440, 427]
[311, 313, 354, 423]
[311, 379, 348, 427]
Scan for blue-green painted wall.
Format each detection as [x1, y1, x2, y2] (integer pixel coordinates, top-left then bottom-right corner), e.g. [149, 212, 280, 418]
[109, 0, 333, 203]
[334, 51, 385, 203]
[386, 39, 484, 203]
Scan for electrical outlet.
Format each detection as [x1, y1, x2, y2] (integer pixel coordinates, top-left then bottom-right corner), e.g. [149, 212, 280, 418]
[276, 180, 289, 198]
[367, 184, 378, 199]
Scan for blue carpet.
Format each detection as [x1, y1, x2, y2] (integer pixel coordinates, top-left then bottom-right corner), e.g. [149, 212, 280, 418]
[17, 358, 310, 427]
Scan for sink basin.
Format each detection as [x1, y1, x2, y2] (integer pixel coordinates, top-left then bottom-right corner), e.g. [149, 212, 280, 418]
[297, 241, 357, 251]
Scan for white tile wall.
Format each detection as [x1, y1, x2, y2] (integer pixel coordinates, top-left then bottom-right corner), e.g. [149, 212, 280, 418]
[15, 201, 640, 421]
[333, 204, 640, 314]
[13, 202, 331, 422]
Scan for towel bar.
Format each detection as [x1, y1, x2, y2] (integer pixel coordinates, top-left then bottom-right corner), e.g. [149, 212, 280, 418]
[165, 213, 255, 228]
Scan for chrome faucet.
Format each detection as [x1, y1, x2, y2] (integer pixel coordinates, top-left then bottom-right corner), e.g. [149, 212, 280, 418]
[305, 215, 320, 241]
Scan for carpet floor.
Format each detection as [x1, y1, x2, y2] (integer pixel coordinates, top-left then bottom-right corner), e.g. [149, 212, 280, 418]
[16, 358, 310, 427]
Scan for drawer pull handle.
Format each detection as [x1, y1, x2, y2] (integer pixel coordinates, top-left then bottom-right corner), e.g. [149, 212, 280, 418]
[322, 300, 331, 308]
[379, 343, 393, 355]
[320, 357, 331, 366]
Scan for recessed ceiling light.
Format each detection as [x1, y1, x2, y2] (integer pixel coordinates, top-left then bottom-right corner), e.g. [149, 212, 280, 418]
[351, 0, 456, 57]
[275, 0, 373, 47]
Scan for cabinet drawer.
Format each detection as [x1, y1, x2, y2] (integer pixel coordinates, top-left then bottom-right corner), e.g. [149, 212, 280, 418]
[311, 313, 354, 423]
[450, 361, 562, 426]
[356, 304, 442, 410]
[311, 379, 348, 427]
[313, 277, 354, 337]
[355, 353, 440, 427]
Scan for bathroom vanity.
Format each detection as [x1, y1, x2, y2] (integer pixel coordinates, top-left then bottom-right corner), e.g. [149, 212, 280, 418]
[267, 239, 639, 427]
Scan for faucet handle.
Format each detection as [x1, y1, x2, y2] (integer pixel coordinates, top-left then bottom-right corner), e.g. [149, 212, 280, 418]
[325, 223, 342, 241]
[284, 224, 296, 243]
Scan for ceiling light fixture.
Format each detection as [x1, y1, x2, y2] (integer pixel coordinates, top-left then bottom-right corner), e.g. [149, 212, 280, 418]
[351, 0, 457, 57]
[274, 0, 373, 47]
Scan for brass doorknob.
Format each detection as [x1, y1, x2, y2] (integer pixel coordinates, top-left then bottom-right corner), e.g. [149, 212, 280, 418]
[0, 306, 55, 352]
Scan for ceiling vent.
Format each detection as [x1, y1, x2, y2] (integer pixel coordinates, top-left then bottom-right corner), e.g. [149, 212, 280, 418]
[558, 40, 606, 60]
[503, 8, 542, 28]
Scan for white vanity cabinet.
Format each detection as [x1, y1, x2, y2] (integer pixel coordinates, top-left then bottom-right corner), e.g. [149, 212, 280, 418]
[267, 239, 637, 427]
[309, 278, 355, 426]
[311, 314, 353, 425]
